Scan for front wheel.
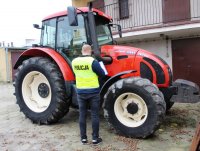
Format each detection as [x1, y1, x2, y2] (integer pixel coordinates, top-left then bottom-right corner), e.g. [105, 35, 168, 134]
[104, 77, 166, 138]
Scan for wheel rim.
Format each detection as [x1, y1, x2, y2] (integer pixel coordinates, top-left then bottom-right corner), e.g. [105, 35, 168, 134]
[22, 71, 52, 113]
[114, 92, 148, 127]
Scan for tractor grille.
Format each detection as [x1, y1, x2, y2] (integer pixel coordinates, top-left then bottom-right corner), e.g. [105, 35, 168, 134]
[154, 55, 168, 65]
[168, 67, 173, 85]
[155, 55, 173, 85]
[143, 57, 165, 84]
[140, 62, 153, 82]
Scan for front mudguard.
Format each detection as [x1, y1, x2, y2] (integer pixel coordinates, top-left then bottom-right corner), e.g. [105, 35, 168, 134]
[100, 70, 136, 97]
[171, 79, 200, 103]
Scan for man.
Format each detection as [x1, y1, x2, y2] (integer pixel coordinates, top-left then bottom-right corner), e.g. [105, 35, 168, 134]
[72, 44, 105, 145]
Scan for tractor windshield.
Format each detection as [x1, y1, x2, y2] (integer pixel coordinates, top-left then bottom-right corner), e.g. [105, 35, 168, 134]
[95, 15, 113, 46]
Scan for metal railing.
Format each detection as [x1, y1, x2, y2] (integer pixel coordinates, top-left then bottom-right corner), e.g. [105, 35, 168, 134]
[97, 0, 200, 32]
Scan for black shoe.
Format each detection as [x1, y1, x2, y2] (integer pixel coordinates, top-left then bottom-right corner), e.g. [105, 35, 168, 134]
[81, 138, 88, 145]
[92, 137, 102, 145]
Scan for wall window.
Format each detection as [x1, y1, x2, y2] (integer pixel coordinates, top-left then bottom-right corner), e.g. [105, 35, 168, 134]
[162, 0, 190, 23]
[119, 0, 129, 19]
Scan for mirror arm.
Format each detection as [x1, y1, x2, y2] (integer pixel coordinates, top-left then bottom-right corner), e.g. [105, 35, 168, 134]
[33, 24, 42, 29]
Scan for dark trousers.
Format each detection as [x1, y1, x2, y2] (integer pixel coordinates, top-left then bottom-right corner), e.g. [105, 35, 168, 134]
[77, 93, 100, 140]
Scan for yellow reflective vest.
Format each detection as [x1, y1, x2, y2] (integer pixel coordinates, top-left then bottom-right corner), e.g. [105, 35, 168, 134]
[72, 56, 99, 89]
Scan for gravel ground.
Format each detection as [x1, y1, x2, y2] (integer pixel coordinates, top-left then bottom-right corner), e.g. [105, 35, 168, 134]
[0, 82, 199, 151]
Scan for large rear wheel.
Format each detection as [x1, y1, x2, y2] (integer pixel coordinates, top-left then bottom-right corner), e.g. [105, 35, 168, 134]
[104, 77, 166, 138]
[14, 57, 70, 124]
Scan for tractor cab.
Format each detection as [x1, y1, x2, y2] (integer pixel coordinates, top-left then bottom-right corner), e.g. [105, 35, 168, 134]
[38, 7, 117, 62]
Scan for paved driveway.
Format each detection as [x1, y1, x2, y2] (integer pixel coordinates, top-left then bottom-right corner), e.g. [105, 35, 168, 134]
[0, 83, 199, 151]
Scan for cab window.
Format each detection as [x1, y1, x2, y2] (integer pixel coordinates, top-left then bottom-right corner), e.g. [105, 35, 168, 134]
[41, 19, 56, 48]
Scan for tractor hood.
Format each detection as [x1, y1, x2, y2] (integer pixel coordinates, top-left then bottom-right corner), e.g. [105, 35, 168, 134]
[100, 45, 154, 59]
[100, 45, 172, 88]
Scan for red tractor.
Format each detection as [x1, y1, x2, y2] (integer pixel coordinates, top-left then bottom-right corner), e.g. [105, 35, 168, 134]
[14, 4, 200, 138]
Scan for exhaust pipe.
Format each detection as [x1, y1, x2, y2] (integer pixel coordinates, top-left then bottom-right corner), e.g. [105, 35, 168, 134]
[87, 2, 112, 64]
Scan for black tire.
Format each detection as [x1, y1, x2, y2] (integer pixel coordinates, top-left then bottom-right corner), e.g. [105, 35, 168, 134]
[165, 101, 174, 111]
[103, 77, 166, 138]
[160, 88, 174, 111]
[14, 57, 70, 124]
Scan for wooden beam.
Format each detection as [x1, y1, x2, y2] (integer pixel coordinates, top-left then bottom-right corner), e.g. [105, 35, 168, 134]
[190, 122, 200, 151]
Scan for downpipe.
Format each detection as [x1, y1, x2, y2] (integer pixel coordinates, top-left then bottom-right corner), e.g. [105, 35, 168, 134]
[5, 47, 11, 82]
[170, 79, 200, 103]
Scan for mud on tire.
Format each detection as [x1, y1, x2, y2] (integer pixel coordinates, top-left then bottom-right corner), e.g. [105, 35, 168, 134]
[103, 77, 166, 138]
[14, 57, 70, 124]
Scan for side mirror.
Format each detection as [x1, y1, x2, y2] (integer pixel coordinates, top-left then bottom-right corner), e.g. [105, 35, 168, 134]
[117, 25, 122, 38]
[67, 6, 78, 26]
[33, 24, 41, 29]
[109, 24, 122, 38]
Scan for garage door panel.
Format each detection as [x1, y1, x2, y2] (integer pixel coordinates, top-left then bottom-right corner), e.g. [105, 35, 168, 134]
[172, 38, 200, 86]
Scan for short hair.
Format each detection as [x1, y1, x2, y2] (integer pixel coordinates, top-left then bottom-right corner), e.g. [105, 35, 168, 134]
[82, 44, 92, 55]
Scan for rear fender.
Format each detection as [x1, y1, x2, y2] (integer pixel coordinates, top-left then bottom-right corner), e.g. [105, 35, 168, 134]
[14, 47, 75, 81]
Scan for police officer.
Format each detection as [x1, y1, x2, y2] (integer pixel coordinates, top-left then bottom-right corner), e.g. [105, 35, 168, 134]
[72, 44, 105, 145]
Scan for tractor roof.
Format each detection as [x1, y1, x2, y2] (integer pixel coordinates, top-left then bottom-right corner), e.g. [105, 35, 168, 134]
[43, 7, 112, 21]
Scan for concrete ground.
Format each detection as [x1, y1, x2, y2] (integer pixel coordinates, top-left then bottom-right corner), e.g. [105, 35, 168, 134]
[0, 83, 199, 151]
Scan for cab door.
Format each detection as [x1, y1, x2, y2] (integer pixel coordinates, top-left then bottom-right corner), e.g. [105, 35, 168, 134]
[56, 15, 87, 61]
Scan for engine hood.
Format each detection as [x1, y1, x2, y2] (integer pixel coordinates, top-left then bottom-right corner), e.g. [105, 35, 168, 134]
[100, 45, 172, 87]
[100, 45, 154, 58]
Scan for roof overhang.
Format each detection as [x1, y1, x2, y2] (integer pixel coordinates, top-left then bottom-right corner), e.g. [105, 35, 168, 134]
[114, 22, 200, 42]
